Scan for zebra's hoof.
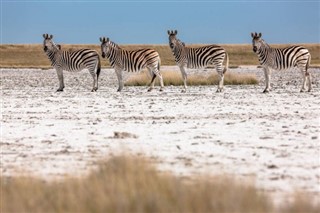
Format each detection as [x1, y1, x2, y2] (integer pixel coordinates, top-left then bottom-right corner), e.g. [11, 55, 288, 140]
[147, 88, 153, 92]
[216, 88, 223, 93]
[56, 89, 64, 92]
[91, 87, 98, 92]
[263, 89, 269, 93]
[159, 88, 164, 92]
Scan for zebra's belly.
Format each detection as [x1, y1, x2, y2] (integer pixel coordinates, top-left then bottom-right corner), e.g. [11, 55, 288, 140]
[59, 66, 86, 72]
[265, 63, 294, 71]
[187, 64, 207, 69]
[118, 65, 145, 73]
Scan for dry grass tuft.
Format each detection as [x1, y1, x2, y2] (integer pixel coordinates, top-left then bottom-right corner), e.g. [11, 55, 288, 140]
[125, 70, 259, 87]
[2, 156, 271, 213]
[2, 156, 319, 213]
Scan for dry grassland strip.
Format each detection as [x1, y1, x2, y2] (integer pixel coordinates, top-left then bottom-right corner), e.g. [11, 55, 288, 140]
[1, 44, 319, 68]
[125, 70, 259, 86]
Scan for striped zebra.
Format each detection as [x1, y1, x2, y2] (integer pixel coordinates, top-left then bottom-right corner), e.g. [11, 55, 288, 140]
[43, 34, 101, 92]
[251, 32, 311, 93]
[167, 30, 229, 92]
[99, 37, 164, 92]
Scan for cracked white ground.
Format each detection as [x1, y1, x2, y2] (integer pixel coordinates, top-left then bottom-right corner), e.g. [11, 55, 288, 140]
[1, 66, 319, 205]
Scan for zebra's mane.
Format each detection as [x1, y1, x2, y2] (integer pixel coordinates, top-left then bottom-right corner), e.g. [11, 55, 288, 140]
[176, 38, 185, 46]
[108, 40, 121, 50]
[45, 40, 61, 57]
[49, 40, 60, 51]
[259, 39, 271, 48]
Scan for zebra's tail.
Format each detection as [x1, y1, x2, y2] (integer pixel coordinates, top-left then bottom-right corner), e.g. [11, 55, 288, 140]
[223, 52, 229, 74]
[96, 57, 101, 79]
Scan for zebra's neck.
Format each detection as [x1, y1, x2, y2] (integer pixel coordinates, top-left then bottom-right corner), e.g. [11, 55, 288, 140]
[172, 44, 185, 64]
[46, 48, 60, 67]
[106, 44, 120, 67]
[257, 41, 272, 64]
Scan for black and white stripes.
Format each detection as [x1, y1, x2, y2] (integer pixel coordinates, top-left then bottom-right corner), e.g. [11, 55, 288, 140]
[251, 32, 311, 92]
[43, 34, 101, 92]
[99, 37, 163, 92]
[42, 32, 313, 94]
[168, 30, 229, 92]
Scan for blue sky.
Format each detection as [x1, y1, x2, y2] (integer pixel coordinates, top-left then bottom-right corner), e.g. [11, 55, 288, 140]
[1, 1, 319, 44]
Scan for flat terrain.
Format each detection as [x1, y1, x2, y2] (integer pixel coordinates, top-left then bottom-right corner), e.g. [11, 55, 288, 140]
[1, 67, 320, 205]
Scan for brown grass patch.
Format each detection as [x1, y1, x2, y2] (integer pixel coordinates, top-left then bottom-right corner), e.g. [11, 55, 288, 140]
[2, 156, 271, 213]
[2, 156, 319, 213]
[125, 70, 258, 87]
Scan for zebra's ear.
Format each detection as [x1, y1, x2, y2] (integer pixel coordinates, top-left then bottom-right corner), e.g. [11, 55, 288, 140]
[174, 30, 177, 35]
[43, 34, 47, 39]
[167, 30, 171, 35]
[258, 33, 262, 38]
[106, 37, 110, 42]
[49, 34, 53, 39]
[251, 32, 255, 38]
[57, 44, 61, 50]
[99, 37, 104, 42]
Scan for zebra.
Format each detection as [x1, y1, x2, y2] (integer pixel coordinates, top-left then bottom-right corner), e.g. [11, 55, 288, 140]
[167, 30, 229, 92]
[251, 32, 312, 93]
[99, 37, 164, 92]
[43, 34, 101, 92]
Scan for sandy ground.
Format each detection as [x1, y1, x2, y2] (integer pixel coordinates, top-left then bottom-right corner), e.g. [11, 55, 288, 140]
[1, 66, 319, 205]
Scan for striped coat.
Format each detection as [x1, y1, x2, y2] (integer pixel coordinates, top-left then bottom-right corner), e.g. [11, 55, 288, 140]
[100, 37, 164, 92]
[43, 34, 101, 92]
[251, 32, 311, 92]
[168, 30, 229, 92]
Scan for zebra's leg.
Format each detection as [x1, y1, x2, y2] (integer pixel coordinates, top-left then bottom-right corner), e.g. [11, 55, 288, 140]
[157, 73, 164, 92]
[115, 69, 124, 92]
[263, 67, 271, 93]
[307, 72, 312, 92]
[147, 68, 164, 92]
[300, 70, 308, 92]
[216, 64, 224, 92]
[90, 60, 101, 92]
[89, 69, 98, 92]
[56, 69, 65, 92]
[148, 74, 157, 92]
[179, 66, 188, 93]
[147, 68, 156, 92]
[216, 72, 224, 93]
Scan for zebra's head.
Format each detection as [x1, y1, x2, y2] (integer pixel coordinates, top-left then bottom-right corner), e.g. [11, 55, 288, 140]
[99, 37, 110, 58]
[251, 32, 262, 53]
[168, 30, 185, 51]
[43, 34, 59, 52]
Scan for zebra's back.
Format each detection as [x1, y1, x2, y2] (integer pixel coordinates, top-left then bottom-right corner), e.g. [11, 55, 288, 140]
[60, 49, 100, 72]
[119, 48, 160, 72]
[185, 45, 226, 68]
[262, 45, 310, 70]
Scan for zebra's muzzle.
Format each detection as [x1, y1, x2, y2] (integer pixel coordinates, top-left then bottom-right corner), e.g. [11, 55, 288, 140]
[253, 46, 257, 52]
[44, 46, 48, 52]
[101, 52, 106, 58]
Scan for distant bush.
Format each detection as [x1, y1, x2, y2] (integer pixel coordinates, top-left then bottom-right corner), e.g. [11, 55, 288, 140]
[125, 70, 259, 87]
